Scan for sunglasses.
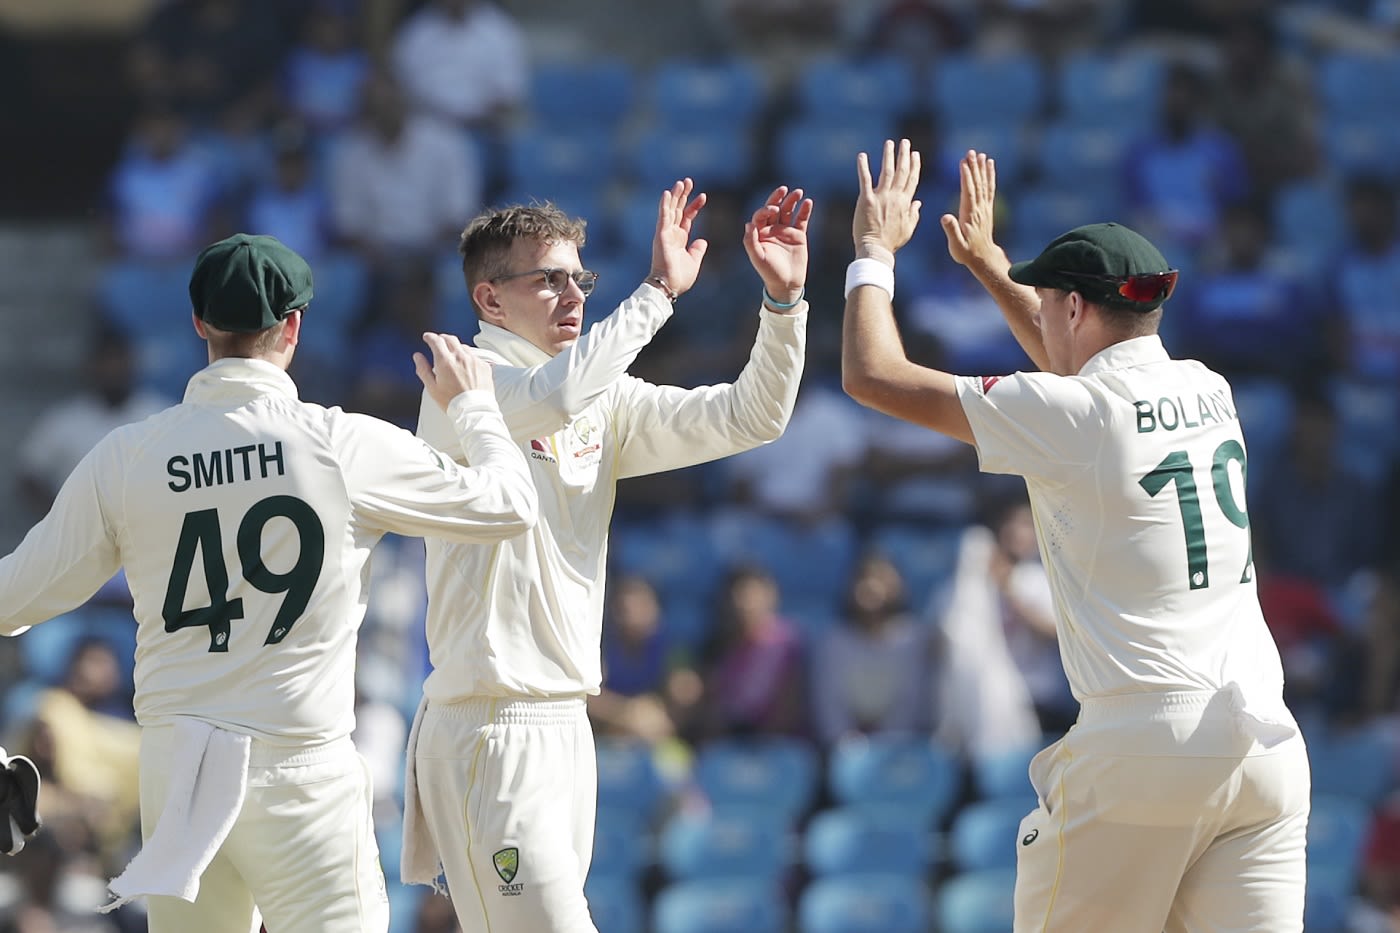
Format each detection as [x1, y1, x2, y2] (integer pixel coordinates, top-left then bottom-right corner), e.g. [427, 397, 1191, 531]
[491, 267, 598, 298]
[1058, 270, 1179, 304]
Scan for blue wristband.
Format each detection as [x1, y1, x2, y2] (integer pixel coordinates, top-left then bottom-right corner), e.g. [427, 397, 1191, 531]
[762, 287, 804, 310]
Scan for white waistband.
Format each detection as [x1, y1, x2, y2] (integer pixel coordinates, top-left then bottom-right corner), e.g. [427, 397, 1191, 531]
[427, 695, 587, 727]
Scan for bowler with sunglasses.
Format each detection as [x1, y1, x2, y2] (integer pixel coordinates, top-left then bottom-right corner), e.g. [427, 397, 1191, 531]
[404, 179, 811, 933]
[843, 143, 1307, 932]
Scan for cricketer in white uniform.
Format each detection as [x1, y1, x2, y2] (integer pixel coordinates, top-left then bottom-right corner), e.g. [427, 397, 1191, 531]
[403, 181, 810, 932]
[0, 234, 538, 933]
[842, 142, 1308, 932]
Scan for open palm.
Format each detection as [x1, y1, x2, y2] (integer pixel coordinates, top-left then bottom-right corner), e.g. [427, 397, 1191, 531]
[744, 186, 813, 296]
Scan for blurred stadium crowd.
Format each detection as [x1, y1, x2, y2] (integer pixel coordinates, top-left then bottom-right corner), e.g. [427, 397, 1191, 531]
[1, 0, 1399, 931]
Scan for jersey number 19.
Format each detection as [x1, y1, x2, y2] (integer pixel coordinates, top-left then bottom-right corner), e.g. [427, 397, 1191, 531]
[161, 495, 326, 652]
[1140, 440, 1253, 591]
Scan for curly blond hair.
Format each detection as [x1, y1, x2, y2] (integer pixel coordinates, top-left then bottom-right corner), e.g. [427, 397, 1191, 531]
[458, 202, 588, 318]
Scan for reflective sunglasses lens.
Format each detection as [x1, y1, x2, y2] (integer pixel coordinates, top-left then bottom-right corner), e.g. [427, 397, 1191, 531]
[1119, 271, 1178, 303]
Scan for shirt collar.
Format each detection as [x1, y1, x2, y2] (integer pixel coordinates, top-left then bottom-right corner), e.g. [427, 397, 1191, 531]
[473, 320, 556, 367]
[1077, 335, 1171, 377]
[183, 357, 300, 404]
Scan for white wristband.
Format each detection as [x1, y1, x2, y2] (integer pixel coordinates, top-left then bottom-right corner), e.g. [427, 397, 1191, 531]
[844, 258, 895, 300]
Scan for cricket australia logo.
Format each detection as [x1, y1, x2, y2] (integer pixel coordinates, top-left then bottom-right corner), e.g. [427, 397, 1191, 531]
[493, 847, 523, 895]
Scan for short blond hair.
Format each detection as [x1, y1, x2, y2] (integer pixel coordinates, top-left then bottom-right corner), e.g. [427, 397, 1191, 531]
[203, 317, 288, 360]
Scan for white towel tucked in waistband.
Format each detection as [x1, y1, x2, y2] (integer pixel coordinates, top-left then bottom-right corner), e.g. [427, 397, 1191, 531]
[99, 717, 251, 912]
[400, 696, 446, 893]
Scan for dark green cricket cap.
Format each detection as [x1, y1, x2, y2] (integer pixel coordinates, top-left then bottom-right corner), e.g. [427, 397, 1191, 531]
[189, 234, 314, 333]
[1008, 222, 1174, 311]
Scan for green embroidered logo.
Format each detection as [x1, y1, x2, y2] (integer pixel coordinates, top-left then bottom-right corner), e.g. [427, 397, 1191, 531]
[492, 847, 519, 884]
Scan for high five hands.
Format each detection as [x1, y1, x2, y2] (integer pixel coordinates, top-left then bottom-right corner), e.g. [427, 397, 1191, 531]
[745, 186, 813, 311]
[854, 138, 923, 260]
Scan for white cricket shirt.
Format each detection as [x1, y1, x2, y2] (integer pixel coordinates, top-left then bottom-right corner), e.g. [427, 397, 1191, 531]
[957, 336, 1288, 706]
[0, 358, 536, 746]
[417, 285, 807, 700]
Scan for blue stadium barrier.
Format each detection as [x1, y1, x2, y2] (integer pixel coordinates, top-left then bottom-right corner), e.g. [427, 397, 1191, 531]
[803, 806, 937, 877]
[798, 873, 933, 933]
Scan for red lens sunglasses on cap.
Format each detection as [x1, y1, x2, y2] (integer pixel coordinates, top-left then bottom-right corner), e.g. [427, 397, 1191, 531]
[1058, 269, 1179, 304]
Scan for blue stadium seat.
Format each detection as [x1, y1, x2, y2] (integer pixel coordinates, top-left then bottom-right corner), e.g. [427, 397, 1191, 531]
[948, 798, 1036, 872]
[647, 59, 767, 131]
[693, 737, 820, 822]
[1271, 179, 1345, 274]
[98, 258, 206, 397]
[1230, 377, 1295, 474]
[659, 808, 794, 883]
[796, 55, 920, 123]
[705, 513, 858, 609]
[1332, 377, 1400, 485]
[1323, 117, 1400, 180]
[828, 735, 962, 826]
[867, 524, 963, 610]
[653, 879, 788, 933]
[971, 738, 1044, 800]
[1307, 794, 1372, 885]
[1035, 121, 1129, 192]
[502, 127, 617, 198]
[529, 59, 636, 131]
[1056, 51, 1165, 131]
[933, 52, 1044, 129]
[585, 876, 646, 933]
[1304, 862, 1355, 933]
[612, 187, 665, 258]
[433, 250, 472, 326]
[1010, 187, 1116, 256]
[592, 806, 652, 882]
[595, 738, 666, 819]
[1316, 52, 1400, 122]
[939, 124, 1028, 187]
[803, 806, 937, 877]
[936, 869, 1017, 933]
[1309, 729, 1396, 805]
[297, 250, 368, 363]
[774, 117, 899, 200]
[797, 874, 933, 933]
[611, 514, 725, 604]
[629, 125, 755, 192]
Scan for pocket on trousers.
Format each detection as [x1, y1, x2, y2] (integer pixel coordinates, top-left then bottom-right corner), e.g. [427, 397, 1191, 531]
[1027, 739, 1068, 815]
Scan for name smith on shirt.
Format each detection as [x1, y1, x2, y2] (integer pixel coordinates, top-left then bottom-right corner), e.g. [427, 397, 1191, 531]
[167, 441, 286, 492]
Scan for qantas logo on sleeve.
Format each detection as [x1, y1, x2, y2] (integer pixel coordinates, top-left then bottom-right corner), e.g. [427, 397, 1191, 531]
[980, 375, 1005, 394]
[529, 438, 557, 464]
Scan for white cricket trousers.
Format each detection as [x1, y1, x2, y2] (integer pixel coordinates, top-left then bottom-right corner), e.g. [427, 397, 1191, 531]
[1013, 689, 1310, 933]
[414, 696, 599, 933]
[138, 725, 389, 933]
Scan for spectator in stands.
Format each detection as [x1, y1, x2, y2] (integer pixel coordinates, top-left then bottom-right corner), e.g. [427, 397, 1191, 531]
[1173, 199, 1325, 378]
[389, 0, 528, 131]
[1335, 175, 1400, 384]
[1252, 386, 1381, 589]
[127, 0, 286, 126]
[857, 0, 965, 70]
[1209, 14, 1320, 198]
[2, 832, 120, 933]
[348, 258, 445, 429]
[244, 121, 332, 260]
[702, 0, 844, 81]
[17, 325, 172, 518]
[590, 575, 702, 744]
[810, 554, 930, 746]
[1123, 62, 1251, 250]
[282, 0, 370, 134]
[697, 565, 806, 738]
[102, 99, 225, 260]
[329, 70, 482, 263]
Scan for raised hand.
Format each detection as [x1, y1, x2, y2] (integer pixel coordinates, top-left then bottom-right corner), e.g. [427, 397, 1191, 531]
[743, 186, 813, 307]
[853, 138, 922, 256]
[649, 178, 709, 297]
[415, 332, 495, 410]
[940, 150, 1001, 269]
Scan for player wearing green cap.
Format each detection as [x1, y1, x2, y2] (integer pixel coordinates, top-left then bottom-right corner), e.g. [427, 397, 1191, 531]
[842, 142, 1307, 931]
[0, 233, 539, 933]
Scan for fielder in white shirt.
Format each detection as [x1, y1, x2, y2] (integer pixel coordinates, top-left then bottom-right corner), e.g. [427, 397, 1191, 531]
[842, 142, 1308, 932]
[405, 180, 810, 932]
[0, 234, 538, 933]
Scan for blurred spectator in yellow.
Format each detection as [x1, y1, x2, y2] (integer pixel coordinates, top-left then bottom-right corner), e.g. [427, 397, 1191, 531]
[389, 0, 527, 131]
[590, 575, 702, 744]
[697, 565, 806, 738]
[329, 70, 483, 264]
[810, 554, 931, 746]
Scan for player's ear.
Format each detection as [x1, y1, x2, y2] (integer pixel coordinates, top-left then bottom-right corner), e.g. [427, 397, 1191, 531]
[282, 308, 304, 348]
[192, 313, 208, 339]
[473, 281, 506, 325]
